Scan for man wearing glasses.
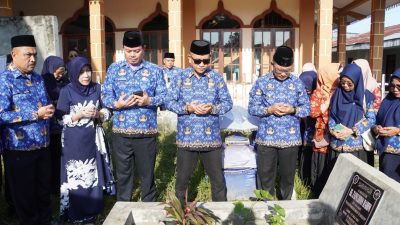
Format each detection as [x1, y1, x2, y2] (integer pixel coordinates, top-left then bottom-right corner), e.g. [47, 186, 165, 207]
[248, 46, 310, 200]
[166, 40, 233, 203]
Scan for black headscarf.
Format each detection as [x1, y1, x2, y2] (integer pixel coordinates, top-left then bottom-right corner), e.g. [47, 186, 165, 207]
[68, 56, 97, 96]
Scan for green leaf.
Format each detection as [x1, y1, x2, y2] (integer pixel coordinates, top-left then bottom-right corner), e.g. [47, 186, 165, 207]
[233, 201, 245, 214]
[254, 189, 275, 200]
[254, 189, 262, 199]
[186, 213, 199, 225]
[170, 194, 184, 218]
[193, 213, 207, 225]
[274, 204, 286, 217]
[198, 209, 216, 223]
[260, 189, 274, 200]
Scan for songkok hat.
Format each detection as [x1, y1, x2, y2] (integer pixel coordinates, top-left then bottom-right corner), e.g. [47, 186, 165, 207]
[11, 35, 36, 48]
[123, 31, 144, 48]
[164, 52, 175, 59]
[273, 46, 293, 67]
[190, 40, 210, 55]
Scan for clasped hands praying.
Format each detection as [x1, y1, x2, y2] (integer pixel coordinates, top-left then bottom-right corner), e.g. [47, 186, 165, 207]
[265, 102, 295, 116]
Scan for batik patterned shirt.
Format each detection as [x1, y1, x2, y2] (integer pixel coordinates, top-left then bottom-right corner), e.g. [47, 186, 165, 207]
[248, 73, 310, 148]
[0, 65, 50, 151]
[383, 135, 400, 154]
[328, 97, 377, 152]
[102, 60, 166, 137]
[166, 67, 233, 150]
[309, 89, 331, 154]
[162, 66, 182, 88]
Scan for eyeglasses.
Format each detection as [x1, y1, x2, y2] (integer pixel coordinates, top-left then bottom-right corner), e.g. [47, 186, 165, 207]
[389, 83, 400, 91]
[340, 79, 354, 87]
[191, 57, 210, 65]
[69, 54, 78, 58]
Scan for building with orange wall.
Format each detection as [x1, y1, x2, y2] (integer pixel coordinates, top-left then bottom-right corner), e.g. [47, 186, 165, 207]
[1, 0, 397, 105]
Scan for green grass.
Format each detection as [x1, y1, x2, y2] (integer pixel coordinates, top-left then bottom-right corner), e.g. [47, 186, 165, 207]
[0, 122, 313, 224]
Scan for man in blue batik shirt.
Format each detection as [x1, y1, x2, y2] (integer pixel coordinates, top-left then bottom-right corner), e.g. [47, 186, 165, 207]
[0, 35, 55, 225]
[166, 40, 233, 203]
[160, 52, 181, 111]
[161, 52, 182, 89]
[102, 31, 166, 202]
[248, 46, 310, 200]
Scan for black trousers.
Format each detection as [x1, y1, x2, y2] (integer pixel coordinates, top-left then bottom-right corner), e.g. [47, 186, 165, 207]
[112, 134, 157, 201]
[311, 151, 330, 198]
[4, 148, 52, 225]
[257, 146, 299, 200]
[49, 133, 62, 195]
[299, 145, 312, 185]
[175, 148, 226, 203]
[1, 154, 14, 215]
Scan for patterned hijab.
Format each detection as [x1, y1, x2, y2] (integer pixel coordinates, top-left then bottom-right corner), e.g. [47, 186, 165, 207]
[330, 64, 365, 128]
[375, 68, 400, 153]
[67, 56, 96, 96]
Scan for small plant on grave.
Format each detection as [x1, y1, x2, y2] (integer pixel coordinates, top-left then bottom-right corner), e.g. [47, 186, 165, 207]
[254, 189, 286, 225]
[163, 191, 219, 225]
[230, 201, 256, 224]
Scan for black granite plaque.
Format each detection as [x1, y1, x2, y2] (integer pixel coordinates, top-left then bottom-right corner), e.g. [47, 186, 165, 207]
[336, 172, 384, 225]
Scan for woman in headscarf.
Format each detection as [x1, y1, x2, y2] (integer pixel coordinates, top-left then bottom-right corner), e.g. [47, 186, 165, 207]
[309, 63, 340, 197]
[373, 68, 400, 182]
[328, 64, 377, 167]
[302, 62, 317, 73]
[56, 57, 114, 224]
[353, 59, 382, 166]
[299, 64, 317, 185]
[353, 59, 382, 109]
[41, 55, 69, 194]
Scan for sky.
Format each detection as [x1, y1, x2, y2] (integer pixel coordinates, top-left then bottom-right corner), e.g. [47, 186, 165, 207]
[346, 5, 400, 34]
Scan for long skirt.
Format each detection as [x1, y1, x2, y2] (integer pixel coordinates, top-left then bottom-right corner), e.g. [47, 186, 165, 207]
[310, 152, 329, 198]
[379, 152, 400, 182]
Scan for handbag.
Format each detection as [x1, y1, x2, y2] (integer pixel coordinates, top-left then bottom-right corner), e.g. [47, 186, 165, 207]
[361, 129, 375, 151]
[312, 133, 329, 148]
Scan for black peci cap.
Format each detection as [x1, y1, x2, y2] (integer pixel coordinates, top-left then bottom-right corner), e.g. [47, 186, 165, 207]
[164, 52, 175, 59]
[273, 46, 294, 67]
[190, 40, 210, 55]
[123, 31, 144, 48]
[11, 35, 36, 48]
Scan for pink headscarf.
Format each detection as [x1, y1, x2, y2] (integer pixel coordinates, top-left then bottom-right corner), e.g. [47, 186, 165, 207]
[352, 59, 379, 92]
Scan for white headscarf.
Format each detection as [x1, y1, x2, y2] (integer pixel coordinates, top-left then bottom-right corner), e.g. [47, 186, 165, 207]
[302, 62, 317, 72]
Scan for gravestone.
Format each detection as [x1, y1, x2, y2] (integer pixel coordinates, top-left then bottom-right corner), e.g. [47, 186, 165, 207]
[103, 154, 400, 224]
[320, 154, 400, 225]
